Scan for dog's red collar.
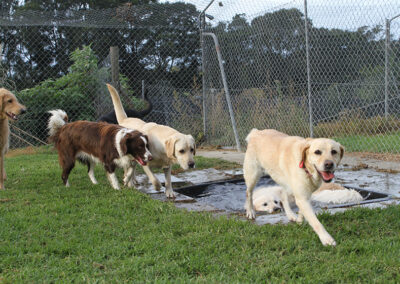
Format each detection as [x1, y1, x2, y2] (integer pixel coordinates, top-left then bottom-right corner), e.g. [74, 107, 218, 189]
[299, 161, 312, 177]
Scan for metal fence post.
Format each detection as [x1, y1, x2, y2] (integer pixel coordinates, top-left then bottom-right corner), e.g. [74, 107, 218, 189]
[384, 13, 400, 118]
[203, 32, 241, 151]
[200, 14, 207, 141]
[385, 19, 390, 118]
[110, 46, 120, 89]
[304, 0, 313, 137]
[198, 0, 215, 144]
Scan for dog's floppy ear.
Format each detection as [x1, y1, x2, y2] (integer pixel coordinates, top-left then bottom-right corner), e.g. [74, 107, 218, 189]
[120, 136, 128, 156]
[188, 135, 196, 155]
[165, 136, 178, 158]
[339, 145, 345, 160]
[119, 132, 136, 156]
[299, 141, 311, 168]
[0, 90, 5, 119]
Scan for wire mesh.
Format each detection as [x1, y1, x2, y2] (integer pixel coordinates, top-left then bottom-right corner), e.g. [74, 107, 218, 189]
[0, 0, 399, 156]
[202, 0, 400, 155]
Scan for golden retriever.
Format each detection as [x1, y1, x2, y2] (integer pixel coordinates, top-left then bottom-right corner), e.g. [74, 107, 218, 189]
[244, 128, 344, 246]
[0, 88, 26, 189]
[106, 84, 196, 198]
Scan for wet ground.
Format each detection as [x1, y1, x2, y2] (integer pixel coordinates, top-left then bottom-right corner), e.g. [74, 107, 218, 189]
[133, 164, 400, 225]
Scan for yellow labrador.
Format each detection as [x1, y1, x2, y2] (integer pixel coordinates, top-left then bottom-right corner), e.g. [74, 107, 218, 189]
[244, 129, 344, 246]
[106, 84, 196, 198]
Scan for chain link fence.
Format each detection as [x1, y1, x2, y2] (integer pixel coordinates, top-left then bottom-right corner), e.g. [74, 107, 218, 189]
[202, 0, 400, 155]
[0, 2, 203, 148]
[1, 0, 400, 156]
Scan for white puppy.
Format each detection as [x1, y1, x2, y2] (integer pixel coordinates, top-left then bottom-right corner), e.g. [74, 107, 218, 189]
[253, 183, 363, 213]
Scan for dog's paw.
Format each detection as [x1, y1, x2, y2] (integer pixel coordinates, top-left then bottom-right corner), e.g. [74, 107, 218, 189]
[246, 209, 256, 220]
[125, 178, 138, 188]
[286, 213, 298, 222]
[320, 234, 336, 246]
[295, 215, 304, 224]
[153, 180, 162, 191]
[165, 189, 176, 199]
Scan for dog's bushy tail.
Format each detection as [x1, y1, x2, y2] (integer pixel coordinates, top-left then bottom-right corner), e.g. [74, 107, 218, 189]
[106, 84, 128, 123]
[245, 128, 258, 144]
[47, 109, 68, 143]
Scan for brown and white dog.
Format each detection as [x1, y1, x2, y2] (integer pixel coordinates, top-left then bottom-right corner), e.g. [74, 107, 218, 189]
[0, 88, 26, 190]
[244, 129, 344, 246]
[47, 109, 152, 189]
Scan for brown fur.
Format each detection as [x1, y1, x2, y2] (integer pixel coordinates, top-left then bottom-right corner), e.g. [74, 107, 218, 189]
[49, 119, 151, 188]
[0, 88, 26, 189]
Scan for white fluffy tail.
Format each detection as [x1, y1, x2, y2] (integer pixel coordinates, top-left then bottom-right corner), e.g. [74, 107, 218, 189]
[106, 84, 127, 123]
[47, 109, 68, 138]
[245, 128, 258, 144]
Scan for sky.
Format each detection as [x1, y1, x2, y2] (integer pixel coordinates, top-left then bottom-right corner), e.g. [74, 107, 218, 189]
[161, 0, 400, 38]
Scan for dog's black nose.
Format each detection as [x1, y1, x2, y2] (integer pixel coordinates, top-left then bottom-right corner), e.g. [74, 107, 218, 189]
[324, 160, 334, 170]
[188, 162, 195, 168]
[148, 155, 153, 161]
[20, 108, 27, 114]
[273, 207, 281, 212]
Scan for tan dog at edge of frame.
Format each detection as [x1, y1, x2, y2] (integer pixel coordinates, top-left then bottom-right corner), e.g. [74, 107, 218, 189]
[0, 88, 27, 189]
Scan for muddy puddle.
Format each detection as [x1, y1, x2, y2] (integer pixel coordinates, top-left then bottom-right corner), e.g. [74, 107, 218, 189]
[136, 166, 400, 224]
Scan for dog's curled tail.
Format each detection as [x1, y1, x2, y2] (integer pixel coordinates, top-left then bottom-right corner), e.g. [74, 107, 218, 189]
[245, 128, 259, 144]
[106, 84, 127, 124]
[47, 109, 68, 143]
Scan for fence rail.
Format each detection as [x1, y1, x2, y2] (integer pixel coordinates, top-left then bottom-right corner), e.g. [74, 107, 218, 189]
[0, 0, 400, 157]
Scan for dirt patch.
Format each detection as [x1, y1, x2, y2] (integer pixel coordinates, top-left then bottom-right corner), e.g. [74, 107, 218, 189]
[346, 152, 400, 162]
[375, 168, 400, 174]
[6, 146, 37, 158]
[344, 163, 369, 171]
[198, 145, 227, 151]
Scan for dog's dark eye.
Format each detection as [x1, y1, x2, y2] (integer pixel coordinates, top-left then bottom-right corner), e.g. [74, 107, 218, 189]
[179, 149, 185, 154]
[190, 148, 194, 153]
[7, 99, 12, 103]
[331, 150, 337, 155]
[314, 150, 322, 155]
[263, 203, 268, 206]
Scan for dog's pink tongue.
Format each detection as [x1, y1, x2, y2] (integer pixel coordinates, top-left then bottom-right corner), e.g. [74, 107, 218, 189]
[137, 157, 146, 166]
[321, 171, 335, 181]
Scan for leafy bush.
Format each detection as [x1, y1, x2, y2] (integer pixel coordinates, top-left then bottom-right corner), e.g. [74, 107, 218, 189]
[15, 45, 142, 144]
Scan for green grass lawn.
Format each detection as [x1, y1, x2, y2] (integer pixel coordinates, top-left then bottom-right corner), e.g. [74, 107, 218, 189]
[334, 131, 400, 153]
[1, 148, 400, 282]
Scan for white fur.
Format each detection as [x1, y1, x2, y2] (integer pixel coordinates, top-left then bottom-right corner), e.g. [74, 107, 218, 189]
[113, 155, 132, 169]
[47, 109, 67, 137]
[107, 172, 120, 190]
[253, 185, 364, 213]
[312, 189, 363, 204]
[115, 128, 134, 158]
[141, 136, 152, 161]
